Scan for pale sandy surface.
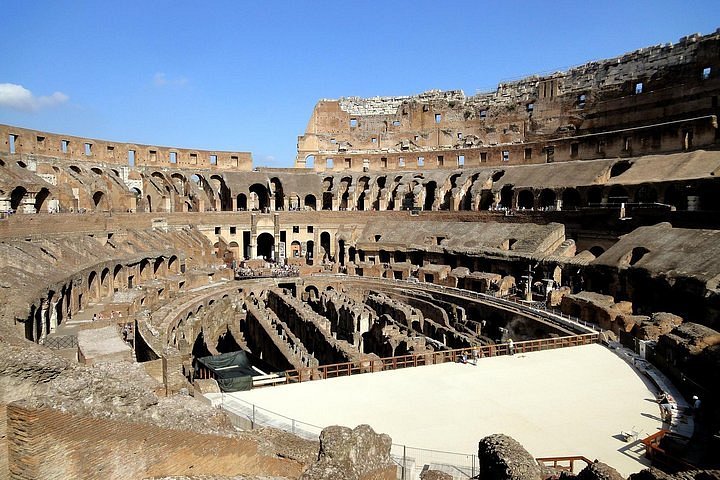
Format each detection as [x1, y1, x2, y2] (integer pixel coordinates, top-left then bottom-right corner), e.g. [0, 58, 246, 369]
[220, 344, 662, 476]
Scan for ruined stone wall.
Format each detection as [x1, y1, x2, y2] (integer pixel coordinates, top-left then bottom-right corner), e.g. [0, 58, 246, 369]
[6, 402, 303, 480]
[0, 124, 253, 170]
[297, 30, 720, 171]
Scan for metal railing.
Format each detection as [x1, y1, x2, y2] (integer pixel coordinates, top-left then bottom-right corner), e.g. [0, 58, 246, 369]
[258, 333, 599, 387]
[214, 394, 479, 479]
[42, 334, 78, 349]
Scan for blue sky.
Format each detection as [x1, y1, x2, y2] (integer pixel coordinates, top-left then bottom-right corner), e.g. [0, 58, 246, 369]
[1, 1, 718, 167]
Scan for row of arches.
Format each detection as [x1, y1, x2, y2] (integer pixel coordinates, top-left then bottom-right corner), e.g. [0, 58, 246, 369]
[25, 255, 181, 343]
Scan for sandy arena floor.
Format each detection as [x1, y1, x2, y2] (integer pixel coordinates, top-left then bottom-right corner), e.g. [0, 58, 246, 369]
[214, 344, 662, 476]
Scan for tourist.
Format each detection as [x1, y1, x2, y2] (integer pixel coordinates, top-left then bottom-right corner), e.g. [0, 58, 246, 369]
[508, 338, 515, 355]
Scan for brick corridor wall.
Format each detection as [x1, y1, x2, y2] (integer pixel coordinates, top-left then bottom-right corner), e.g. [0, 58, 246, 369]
[6, 402, 304, 480]
[0, 403, 7, 477]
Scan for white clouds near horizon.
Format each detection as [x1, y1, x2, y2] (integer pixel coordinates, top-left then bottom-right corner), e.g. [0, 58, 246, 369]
[0, 83, 68, 112]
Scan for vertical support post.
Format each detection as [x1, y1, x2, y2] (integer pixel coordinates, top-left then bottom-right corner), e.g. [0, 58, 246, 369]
[252, 404, 256, 429]
[402, 445, 407, 480]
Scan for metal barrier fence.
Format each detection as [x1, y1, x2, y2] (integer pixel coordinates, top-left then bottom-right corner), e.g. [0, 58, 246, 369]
[214, 394, 479, 479]
[42, 334, 78, 349]
[261, 333, 599, 387]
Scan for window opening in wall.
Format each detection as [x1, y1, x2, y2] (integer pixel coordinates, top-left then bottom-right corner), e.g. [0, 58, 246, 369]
[578, 94, 587, 108]
[36, 135, 45, 145]
[545, 146, 555, 163]
[350, 118, 358, 127]
[330, 138, 337, 144]
[480, 109, 487, 118]
[8, 134, 17, 154]
[457, 155, 465, 166]
[457, 132, 463, 139]
[307, 225, 314, 233]
[398, 157, 405, 167]
[231, 155, 238, 167]
[417, 156, 425, 167]
[524, 148, 532, 160]
[381, 157, 387, 168]
[190, 153, 197, 164]
[230, 226, 236, 234]
[526, 103, 534, 112]
[651, 133, 661, 149]
[702, 67, 711, 80]
[210, 154, 217, 165]
[571, 142, 579, 157]
[61, 139, 69, 153]
[363, 158, 370, 171]
[392, 120, 400, 126]
[326, 158, 334, 169]
[634, 82, 643, 94]
[279, 231, 286, 242]
[345, 158, 352, 169]
[371, 137, 377, 144]
[169, 152, 177, 163]
[214, 227, 221, 235]
[293, 226, 299, 233]
[597, 140, 606, 155]
[375, 234, 382, 242]
[435, 113, 442, 123]
[423, 105, 429, 112]
[437, 155, 444, 166]
[501, 150, 510, 162]
[128, 150, 136, 166]
[480, 152, 487, 162]
[683, 129, 694, 150]
[84, 143, 92, 156]
[107, 145, 114, 155]
[149, 150, 157, 162]
[623, 136, 632, 151]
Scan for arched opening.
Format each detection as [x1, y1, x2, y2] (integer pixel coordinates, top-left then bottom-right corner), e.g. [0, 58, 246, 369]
[479, 190, 494, 210]
[210, 175, 232, 211]
[257, 232, 274, 260]
[635, 184, 658, 203]
[698, 180, 720, 211]
[629, 247, 649, 266]
[249, 183, 269, 211]
[610, 160, 632, 178]
[34, 187, 51, 213]
[538, 189, 556, 209]
[663, 184, 688, 210]
[322, 192, 333, 210]
[146, 195, 153, 212]
[320, 231, 331, 260]
[424, 181, 437, 210]
[168, 255, 178, 273]
[227, 242, 240, 263]
[339, 177, 352, 210]
[92, 191, 107, 210]
[237, 193, 247, 211]
[69, 165, 81, 174]
[349, 247, 357, 263]
[587, 186, 603, 205]
[338, 239, 346, 265]
[499, 185, 513, 209]
[608, 185, 629, 204]
[271, 178, 284, 210]
[290, 240, 302, 258]
[304, 285, 319, 301]
[306, 240, 315, 263]
[561, 188, 581, 210]
[10, 186, 26, 210]
[357, 191, 366, 210]
[305, 155, 315, 169]
[88, 271, 98, 300]
[304, 194, 317, 210]
[100, 267, 111, 298]
[517, 189, 534, 209]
